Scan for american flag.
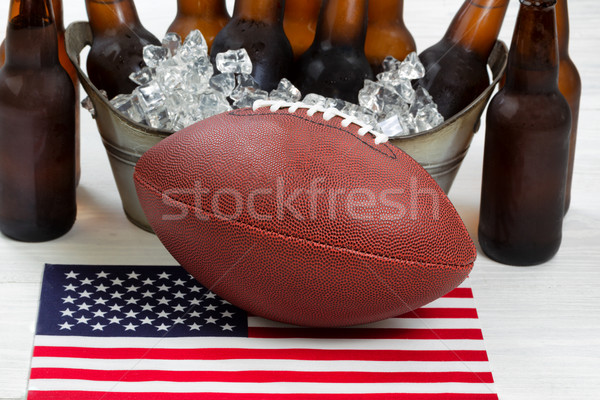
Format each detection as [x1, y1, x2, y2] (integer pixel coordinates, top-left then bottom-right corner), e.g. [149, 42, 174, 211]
[28, 264, 498, 399]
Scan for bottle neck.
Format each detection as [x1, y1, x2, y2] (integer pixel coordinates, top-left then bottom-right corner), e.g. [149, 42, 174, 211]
[555, 0, 570, 57]
[232, 0, 286, 24]
[4, 0, 60, 67]
[505, 0, 560, 92]
[285, 0, 322, 22]
[314, 0, 369, 47]
[444, 0, 509, 59]
[368, 0, 405, 26]
[85, 0, 142, 34]
[52, 0, 64, 32]
[177, 0, 229, 18]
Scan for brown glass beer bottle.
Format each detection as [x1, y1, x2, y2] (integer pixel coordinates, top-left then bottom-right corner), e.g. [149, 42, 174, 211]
[283, 0, 321, 60]
[293, 0, 373, 103]
[365, 0, 416, 74]
[210, 0, 293, 92]
[1, 1, 80, 182]
[556, 0, 581, 213]
[85, 0, 161, 98]
[167, 0, 230, 50]
[417, 0, 509, 119]
[478, 0, 571, 266]
[0, 0, 76, 242]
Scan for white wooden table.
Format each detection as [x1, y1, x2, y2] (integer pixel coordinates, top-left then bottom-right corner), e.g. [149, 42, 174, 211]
[1, 1, 599, 399]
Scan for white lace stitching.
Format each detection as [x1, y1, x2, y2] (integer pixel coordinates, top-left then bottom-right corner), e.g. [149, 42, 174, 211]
[252, 100, 389, 145]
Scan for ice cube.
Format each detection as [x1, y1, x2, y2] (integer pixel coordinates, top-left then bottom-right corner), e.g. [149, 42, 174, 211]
[165, 89, 192, 117]
[358, 80, 385, 113]
[129, 66, 155, 86]
[403, 113, 418, 134]
[342, 103, 378, 128]
[414, 104, 444, 133]
[359, 80, 403, 115]
[182, 30, 208, 56]
[324, 97, 347, 110]
[176, 30, 208, 64]
[143, 45, 169, 68]
[162, 32, 182, 57]
[110, 93, 144, 123]
[399, 52, 426, 80]
[186, 56, 214, 90]
[216, 49, 253, 75]
[134, 81, 166, 112]
[210, 73, 237, 97]
[231, 74, 260, 101]
[145, 106, 171, 130]
[194, 91, 233, 119]
[302, 93, 327, 106]
[378, 114, 411, 138]
[170, 112, 195, 132]
[155, 60, 186, 93]
[236, 73, 259, 89]
[233, 87, 269, 109]
[81, 96, 95, 118]
[393, 79, 416, 104]
[410, 87, 436, 115]
[269, 78, 302, 102]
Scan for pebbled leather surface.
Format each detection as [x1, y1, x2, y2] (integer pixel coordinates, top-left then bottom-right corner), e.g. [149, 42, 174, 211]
[134, 106, 476, 327]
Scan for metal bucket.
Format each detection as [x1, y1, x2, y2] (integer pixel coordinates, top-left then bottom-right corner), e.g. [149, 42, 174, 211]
[66, 22, 171, 232]
[66, 21, 507, 232]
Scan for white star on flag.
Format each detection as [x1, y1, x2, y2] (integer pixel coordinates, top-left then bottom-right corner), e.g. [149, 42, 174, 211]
[57, 321, 73, 330]
[110, 277, 124, 286]
[221, 323, 235, 331]
[60, 309, 74, 317]
[91, 323, 106, 331]
[123, 322, 138, 331]
[141, 278, 155, 285]
[127, 271, 141, 280]
[64, 271, 78, 279]
[95, 283, 109, 292]
[156, 323, 171, 331]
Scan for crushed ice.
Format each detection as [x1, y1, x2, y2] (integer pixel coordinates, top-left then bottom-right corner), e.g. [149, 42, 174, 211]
[84, 30, 443, 136]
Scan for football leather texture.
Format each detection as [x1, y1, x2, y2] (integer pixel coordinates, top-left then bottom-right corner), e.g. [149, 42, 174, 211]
[134, 102, 476, 327]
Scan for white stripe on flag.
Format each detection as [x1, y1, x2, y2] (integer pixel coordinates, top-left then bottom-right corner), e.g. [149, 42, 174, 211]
[31, 357, 493, 373]
[418, 298, 477, 309]
[33, 335, 488, 351]
[29, 380, 497, 395]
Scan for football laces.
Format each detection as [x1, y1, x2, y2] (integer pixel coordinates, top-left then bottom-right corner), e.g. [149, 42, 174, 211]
[252, 100, 389, 145]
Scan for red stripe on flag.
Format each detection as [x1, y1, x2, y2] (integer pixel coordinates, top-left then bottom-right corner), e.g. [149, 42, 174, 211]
[248, 328, 484, 340]
[30, 368, 495, 384]
[28, 391, 500, 400]
[33, 347, 489, 362]
[399, 308, 479, 319]
[443, 288, 474, 298]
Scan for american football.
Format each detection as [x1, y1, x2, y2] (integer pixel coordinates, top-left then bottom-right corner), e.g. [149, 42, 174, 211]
[134, 100, 476, 327]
